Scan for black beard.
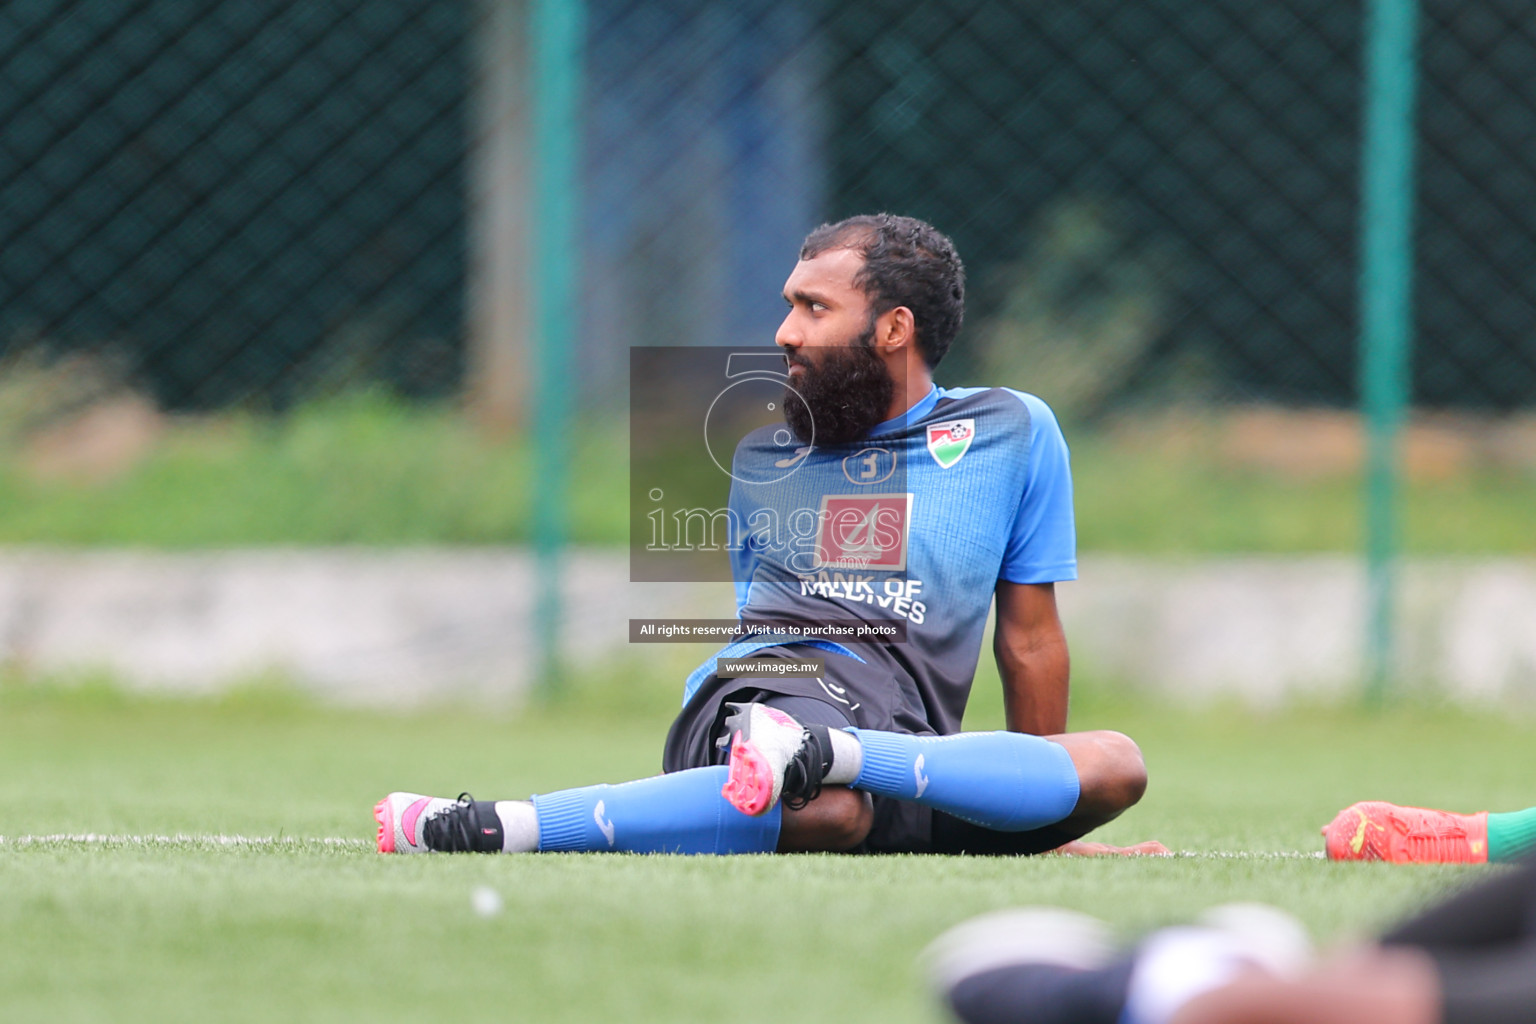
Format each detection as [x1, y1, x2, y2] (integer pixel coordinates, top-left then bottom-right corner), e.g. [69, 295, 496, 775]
[782, 325, 896, 446]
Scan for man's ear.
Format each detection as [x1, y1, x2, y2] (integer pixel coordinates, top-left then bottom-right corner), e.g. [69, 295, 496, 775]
[880, 306, 916, 353]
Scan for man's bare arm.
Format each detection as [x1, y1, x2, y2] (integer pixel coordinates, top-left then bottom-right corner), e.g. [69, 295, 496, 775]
[997, 581, 1166, 856]
[992, 580, 1070, 735]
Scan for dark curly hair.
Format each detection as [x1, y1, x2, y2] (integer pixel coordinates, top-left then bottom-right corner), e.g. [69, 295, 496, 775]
[799, 213, 965, 369]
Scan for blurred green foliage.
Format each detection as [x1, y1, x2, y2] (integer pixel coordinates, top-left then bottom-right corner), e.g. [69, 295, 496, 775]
[0, 388, 1532, 552]
[1071, 431, 1536, 555]
[0, 390, 623, 546]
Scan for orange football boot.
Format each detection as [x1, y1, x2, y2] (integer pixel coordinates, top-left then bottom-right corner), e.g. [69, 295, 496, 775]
[1323, 800, 1489, 863]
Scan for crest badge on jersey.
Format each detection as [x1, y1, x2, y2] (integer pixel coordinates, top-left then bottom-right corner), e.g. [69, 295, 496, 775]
[926, 419, 975, 469]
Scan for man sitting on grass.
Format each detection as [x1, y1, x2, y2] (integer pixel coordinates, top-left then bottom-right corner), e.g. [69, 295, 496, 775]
[375, 214, 1165, 858]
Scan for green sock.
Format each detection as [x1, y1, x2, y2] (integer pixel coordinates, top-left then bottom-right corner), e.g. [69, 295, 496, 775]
[1486, 806, 1536, 862]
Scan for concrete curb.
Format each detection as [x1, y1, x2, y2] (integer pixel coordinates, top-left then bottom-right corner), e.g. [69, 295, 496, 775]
[0, 549, 1530, 706]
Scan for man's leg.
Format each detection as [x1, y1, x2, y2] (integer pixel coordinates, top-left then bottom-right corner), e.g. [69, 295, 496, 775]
[718, 694, 1130, 855]
[842, 727, 1087, 831]
[778, 787, 873, 852]
[928, 730, 1154, 855]
[722, 699, 1149, 850]
[936, 925, 1441, 1024]
[1378, 855, 1536, 1024]
[1324, 800, 1536, 864]
[734, 693, 875, 853]
[929, 902, 1315, 1024]
[377, 723, 1148, 857]
[930, 860, 1536, 1024]
[1141, 858, 1536, 1021]
[374, 683, 847, 856]
[375, 766, 782, 855]
[1159, 947, 1441, 1024]
[1380, 857, 1536, 950]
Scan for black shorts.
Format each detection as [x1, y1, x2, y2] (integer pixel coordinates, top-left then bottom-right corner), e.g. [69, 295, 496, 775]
[661, 644, 1078, 855]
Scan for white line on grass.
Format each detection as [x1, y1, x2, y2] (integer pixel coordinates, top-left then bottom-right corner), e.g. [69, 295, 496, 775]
[0, 833, 370, 849]
[1170, 851, 1326, 860]
[0, 834, 1324, 859]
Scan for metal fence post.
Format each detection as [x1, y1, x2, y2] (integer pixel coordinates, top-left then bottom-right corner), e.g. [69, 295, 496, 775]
[530, 0, 584, 695]
[1359, 0, 1419, 703]
[468, 0, 530, 435]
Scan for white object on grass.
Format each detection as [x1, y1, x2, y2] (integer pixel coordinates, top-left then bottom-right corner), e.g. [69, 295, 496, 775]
[471, 886, 504, 918]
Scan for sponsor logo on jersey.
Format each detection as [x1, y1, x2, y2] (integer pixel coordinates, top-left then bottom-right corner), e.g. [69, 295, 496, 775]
[812, 493, 912, 571]
[798, 575, 927, 625]
[842, 447, 897, 485]
[926, 419, 975, 469]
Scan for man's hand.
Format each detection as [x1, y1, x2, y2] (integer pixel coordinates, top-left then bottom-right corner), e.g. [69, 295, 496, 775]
[1051, 839, 1173, 857]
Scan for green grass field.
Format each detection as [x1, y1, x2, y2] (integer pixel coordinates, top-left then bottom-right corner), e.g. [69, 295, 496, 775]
[3, 667, 1531, 1023]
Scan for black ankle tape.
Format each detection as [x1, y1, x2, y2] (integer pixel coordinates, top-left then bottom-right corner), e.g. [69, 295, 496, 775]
[472, 801, 504, 853]
[804, 723, 833, 779]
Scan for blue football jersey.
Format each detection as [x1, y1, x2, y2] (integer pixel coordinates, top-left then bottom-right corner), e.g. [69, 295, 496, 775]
[683, 384, 1076, 735]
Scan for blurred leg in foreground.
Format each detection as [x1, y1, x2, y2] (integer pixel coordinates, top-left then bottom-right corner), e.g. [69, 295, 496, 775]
[928, 857, 1536, 1024]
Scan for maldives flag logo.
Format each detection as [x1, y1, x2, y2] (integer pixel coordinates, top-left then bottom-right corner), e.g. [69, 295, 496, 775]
[926, 419, 975, 469]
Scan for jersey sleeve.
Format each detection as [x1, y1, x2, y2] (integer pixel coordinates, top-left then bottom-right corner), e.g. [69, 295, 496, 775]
[999, 392, 1078, 584]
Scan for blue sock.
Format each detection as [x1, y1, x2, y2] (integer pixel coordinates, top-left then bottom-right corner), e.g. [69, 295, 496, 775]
[850, 729, 1080, 831]
[531, 766, 782, 854]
